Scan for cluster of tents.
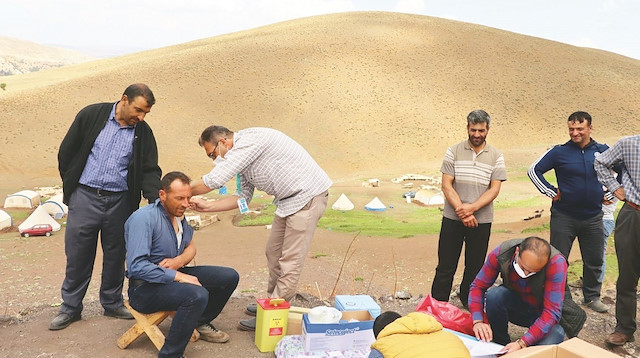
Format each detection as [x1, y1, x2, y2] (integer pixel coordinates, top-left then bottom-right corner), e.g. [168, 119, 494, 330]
[330, 191, 444, 213]
[1, 190, 66, 232]
[331, 193, 387, 211]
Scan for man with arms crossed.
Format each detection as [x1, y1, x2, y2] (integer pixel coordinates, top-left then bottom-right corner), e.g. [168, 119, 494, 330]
[52, 84, 161, 330]
[126, 171, 239, 358]
[528, 111, 611, 313]
[189, 126, 331, 331]
[594, 135, 640, 346]
[431, 109, 507, 308]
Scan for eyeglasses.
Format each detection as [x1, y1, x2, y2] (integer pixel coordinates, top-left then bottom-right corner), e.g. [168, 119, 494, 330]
[208, 141, 220, 159]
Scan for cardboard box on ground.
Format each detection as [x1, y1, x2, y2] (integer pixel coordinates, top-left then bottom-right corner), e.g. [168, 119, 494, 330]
[505, 338, 619, 358]
[302, 310, 375, 352]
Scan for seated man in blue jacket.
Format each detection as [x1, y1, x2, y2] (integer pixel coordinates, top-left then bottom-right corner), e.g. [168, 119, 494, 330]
[126, 171, 239, 358]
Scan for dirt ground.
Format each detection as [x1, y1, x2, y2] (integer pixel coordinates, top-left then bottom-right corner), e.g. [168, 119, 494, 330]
[1, 182, 639, 357]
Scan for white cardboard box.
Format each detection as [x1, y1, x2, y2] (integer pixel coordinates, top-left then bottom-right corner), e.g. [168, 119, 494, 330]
[301, 310, 375, 352]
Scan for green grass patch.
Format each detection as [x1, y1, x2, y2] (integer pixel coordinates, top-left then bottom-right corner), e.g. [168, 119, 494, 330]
[318, 207, 442, 237]
[236, 204, 443, 237]
[494, 197, 546, 210]
[567, 254, 617, 287]
[236, 204, 276, 227]
[521, 223, 550, 234]
[3, 209, 30, 221]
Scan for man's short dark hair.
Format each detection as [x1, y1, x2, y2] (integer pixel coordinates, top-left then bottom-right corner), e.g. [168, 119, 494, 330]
[520, 236, 551, 261]
[373, 311, 402, 338]
[161, 171, 191, 192]
[123, 83, 155, 106]
[568, 111, 592, 125]
[467, 109, 491, 127]
[198, 125, 234, 146]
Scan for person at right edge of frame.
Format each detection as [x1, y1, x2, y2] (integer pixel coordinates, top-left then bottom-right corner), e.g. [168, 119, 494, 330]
[528, 111, 613, 314]
[594, 134, 640, 346]
[430, 109, 507, 309]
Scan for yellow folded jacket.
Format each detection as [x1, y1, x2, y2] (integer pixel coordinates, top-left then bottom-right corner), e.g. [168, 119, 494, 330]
[372, 312, 471, 358]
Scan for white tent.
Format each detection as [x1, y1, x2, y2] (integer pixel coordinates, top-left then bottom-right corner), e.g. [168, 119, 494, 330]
[331, 193, 354, 211]
[0, 209, 12, 230]
[364, 197, 386, 212]
[4, 190, 40, 208]
[18, 206, 61, 233]
[413, 190, 431, 205]
[42, 194, 68, 219]
[427, 194, 445, 205]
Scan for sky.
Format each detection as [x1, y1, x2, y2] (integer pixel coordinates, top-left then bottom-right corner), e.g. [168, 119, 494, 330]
[1, 0, 639, 60]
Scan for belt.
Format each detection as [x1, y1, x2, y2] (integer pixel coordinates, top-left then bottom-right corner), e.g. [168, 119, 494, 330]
[78, 184, 124, 196]
[625, 200, 640, 211]
[129, 279, 147, 288]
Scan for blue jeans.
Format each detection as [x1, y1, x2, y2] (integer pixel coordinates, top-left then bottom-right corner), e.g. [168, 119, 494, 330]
[129, 266, 239, 358]
[486, 286, 565, 346]
[599, 219, 615, 283]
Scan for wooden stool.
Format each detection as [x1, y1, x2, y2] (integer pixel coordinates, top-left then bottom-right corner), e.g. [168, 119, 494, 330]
[117, 300, 199, 351]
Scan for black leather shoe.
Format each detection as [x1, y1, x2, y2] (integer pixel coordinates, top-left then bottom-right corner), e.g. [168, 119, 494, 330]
[49, 312, 81, 330]
[238, 317, 256, 331]
[245, 303, 257, 316]
[104, 306, 134, 320]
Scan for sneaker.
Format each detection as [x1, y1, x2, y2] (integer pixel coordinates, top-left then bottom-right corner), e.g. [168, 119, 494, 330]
[196, 323, 230, 343]
[583, 298, 609, 313]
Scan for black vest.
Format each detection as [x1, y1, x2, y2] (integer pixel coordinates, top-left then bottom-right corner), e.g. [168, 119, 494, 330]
[496, 238, 564, 306]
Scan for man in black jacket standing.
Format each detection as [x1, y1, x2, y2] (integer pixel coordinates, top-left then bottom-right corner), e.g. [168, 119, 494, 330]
[51, 83, 162, 330]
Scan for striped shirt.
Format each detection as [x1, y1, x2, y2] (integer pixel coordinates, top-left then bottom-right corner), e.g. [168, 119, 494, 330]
[79, 102, 135, 191]
[202, 127, 332, 217]
[469, 246, 567, 346]
[595, 135, 640, 206]
[441, 140, 507, 223]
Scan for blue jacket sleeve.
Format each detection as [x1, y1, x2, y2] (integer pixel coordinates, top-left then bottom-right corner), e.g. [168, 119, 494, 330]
[125, 210, 176, 283]
[528, 147, 558, 198]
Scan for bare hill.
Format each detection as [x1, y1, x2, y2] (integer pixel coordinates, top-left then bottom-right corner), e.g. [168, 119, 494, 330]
[1, 12, 639, 183]
[0, 36, 94, 76]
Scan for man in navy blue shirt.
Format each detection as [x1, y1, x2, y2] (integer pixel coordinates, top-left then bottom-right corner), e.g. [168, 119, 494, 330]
[126, 171, 239, 358]
[528, 111, 610, 313]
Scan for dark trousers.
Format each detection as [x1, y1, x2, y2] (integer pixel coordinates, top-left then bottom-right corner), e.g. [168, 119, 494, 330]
[129, 266, 239, 358]
[613, 204, 640, 335]
[60, 186, 131, 314]
[431, 217, 491, 306]
[549, 208, 604, 302]
[486, 285, 565, 345]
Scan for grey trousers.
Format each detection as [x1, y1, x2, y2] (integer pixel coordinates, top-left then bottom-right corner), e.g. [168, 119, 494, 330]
[59, 186, 131, 314]
[613, 203, 640, 335]
[550, 208, 604, 302]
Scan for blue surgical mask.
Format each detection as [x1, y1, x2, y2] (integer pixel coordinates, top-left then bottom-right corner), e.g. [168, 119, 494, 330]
[513, 256, 536, 278]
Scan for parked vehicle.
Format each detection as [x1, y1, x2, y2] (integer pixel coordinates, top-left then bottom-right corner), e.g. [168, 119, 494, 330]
[20, 224, 53, 237]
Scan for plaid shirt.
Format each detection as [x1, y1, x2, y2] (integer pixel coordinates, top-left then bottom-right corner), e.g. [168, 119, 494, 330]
[78, 103, 135, 191]
[469, 245, 567, 346]
[202, 127, 332, 217]
[595, 135, 640, 206]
